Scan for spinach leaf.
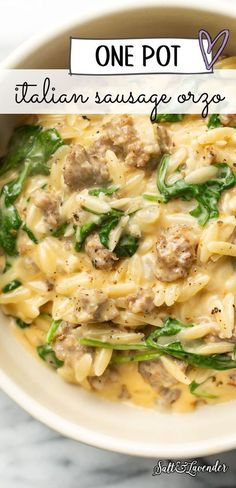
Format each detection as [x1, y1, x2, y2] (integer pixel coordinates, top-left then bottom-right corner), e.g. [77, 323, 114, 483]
[80, 320, 191, 364]
[157, 155, 195, 203]
[189, 378, 218, 399]
[147, 317, 193, 341]
[143, 193, 165, 203]
[145, 318, 236, 370]
[2, 161, 32, 206]
[15, 318, 30, 329]
[98, 214, 121, 248]
[156, 154, 236, 225]
[0, 125, 41, 177]
[98, 209, 128, 249]
[155, 114, 184, 123]
[0, 126, 63, 256]
[22, 223, 38, 243]
[51, 222, 68, 238]
[46, 319, 62, 344]
[80, 338, 148, 350]
[208, 114, 221, 129]
[176, 163, 185, 173]
[113, 351, 162, 364]
[1, 128, 64, 206]
[26, 128, 64, 176]
[80, 338, 159, 364]
[114, 234, 139, 257]
[74, 221, 99, 251]
[88, 185, 119, 196]
[74, 209, 124, 251]
[40, 311, 52, 318]
[2, 279, 22, 293]
[189, 163, 236, 225]
[80, 317, 236, 371]
[74, 208, 139, 257]
[2, 257, 12, 274]
[0, 125, 63, 178]
[37, 344, 64, 369]
[107, 209, 124, 218]
[147, 340, 236, 370]
[0, 204, 22, 255]
[80, 337, 163, 364]
[81, 206, 106, 216]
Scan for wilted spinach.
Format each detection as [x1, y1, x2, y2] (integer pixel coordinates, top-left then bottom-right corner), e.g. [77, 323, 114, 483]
[1, 126, 63, 205]
[51, 222, 68, 238]
[46, 319, 62, 344]
[189, 378, 218, 399]
[37, 344, 64, 369]
[81, 316, 236, 370]
[0, 125, 63, 178]
[0, 204, 22, 255]
[208, 114, 222, 129]
[98, 209, 123, 248]
[15, 318, 30, 329]
[2, 257, 12, 274]
[22, 223, 38, 243]
[0, 125, 63, 256]
[80, 338, 148, 350]
[147, 317, 193, 339]
[2, 279, 22, 293]
[114, 234, 139, 257]
[88, 185, 119, 196]
[0, 125, 41, 177]
[156, 154, 236, 225]
[74, 208, 136, 255]
[146, 337, 236, 370]
[154, 114, 184, 123]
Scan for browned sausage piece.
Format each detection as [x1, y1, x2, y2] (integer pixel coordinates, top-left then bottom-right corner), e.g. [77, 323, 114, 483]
[219, 114, 236, 126]
[104, 115, 161, 169]
[33, 189, 60, 229]
[158, 387, 181, 406]
[138, 360, 177, 388]
[156, 125, 173, 155]
[156, 225, 197, 282]
[63, 144, 110, 192]
[139, 359, 183, 406]
[127, 287, 155, 314]
[85, 233, 118, 270]
[74, 288, 118, 323]
[53, 321, 89, 366]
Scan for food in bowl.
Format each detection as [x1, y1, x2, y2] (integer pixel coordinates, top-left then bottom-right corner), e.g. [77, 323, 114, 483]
[1, 58, 236, 412]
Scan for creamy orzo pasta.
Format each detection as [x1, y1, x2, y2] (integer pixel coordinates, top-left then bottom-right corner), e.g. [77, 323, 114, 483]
[2, 95, 236, 411]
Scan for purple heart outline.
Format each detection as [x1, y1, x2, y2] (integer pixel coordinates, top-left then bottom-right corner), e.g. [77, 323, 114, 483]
[198, 29, 230, 70]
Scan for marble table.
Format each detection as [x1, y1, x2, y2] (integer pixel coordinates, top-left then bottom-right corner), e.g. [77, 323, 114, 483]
[0, 0, 235, 485]
[1, 389, 236, 487]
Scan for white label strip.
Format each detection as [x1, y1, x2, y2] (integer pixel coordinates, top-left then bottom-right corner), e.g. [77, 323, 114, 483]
[0, 70, 235, 115]
[70, 38, 211, 75]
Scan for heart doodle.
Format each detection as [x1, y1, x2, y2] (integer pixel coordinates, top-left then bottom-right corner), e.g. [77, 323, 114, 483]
[198, 29, 230, 71]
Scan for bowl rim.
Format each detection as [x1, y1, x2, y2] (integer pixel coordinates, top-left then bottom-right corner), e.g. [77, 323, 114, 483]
[1, 0, 236, 69]
[1, 0, 236, 458]
[2, 365, 236, 458]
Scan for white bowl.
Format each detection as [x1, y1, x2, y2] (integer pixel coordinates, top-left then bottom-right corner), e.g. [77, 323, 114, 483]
[1, 0, 236, 458]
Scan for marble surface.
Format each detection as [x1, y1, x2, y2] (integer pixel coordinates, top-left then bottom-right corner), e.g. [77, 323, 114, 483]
[1, 388, 236, 488]
[0, 1, 236, 486]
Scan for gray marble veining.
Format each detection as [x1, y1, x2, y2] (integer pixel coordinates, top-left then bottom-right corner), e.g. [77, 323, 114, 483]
[0, 0, 236, 486]
[1, 390, 236, 488]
